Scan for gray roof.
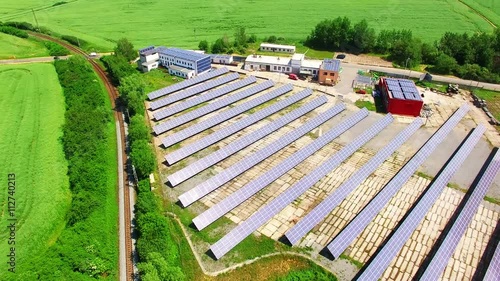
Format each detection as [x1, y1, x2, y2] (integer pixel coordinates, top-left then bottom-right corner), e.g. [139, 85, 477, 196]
[210, 54, 233, 60]
[385, 78, 422, 101]
[159, 47, 209, 61]
[321, 59, 341, 72]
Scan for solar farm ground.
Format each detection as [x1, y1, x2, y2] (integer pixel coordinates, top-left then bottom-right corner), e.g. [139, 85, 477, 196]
[147, 68, 500, 280]
[1, 0, 496, 51]
[0, 32, 49, 59]
[0, 63, 70, 273]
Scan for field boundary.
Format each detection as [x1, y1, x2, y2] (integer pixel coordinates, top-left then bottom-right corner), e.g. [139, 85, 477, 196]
[457, 0, 497, 28]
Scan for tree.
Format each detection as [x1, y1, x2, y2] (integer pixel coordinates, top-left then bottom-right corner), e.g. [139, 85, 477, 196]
[248, 34, 257, 43]
[438, 32, 473, 65]
[421, 42, 438, 64]
[351, 19, 376, 53]
[211, 38, 228, 54]
[198, 40, 209, 52]
[432, 53, 458, 74]
[118, 73, 147, 115]
[234, 26, 248, 48]
[470, 32, 494, 69]
[131, 140, 156, 179]
[114, 38, 137, 61]
[266, 35, 278, 43]
[389, 37, 422, 68]
[128, 115, 150, 143]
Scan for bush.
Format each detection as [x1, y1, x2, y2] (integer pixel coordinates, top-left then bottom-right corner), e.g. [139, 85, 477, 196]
[0, 26, 28, 38]
[44, 41, 70, 56]
[3, 21, 35, 31]
[130, 140, 156, 179]
[198, 40, 209, 52]
[101, 54, 136, 85]
[129, 115, 150, 143]
[114, 38, 137, 61]
[61, 35, 87, 47]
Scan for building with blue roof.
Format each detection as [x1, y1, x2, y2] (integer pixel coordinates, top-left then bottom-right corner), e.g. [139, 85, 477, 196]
[378, 77, 423, 117]
[319, 59, 341, 85]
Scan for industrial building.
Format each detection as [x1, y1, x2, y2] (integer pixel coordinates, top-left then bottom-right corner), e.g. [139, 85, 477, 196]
[318, 59, 341, 85]
[300, 59, 322, 76]
[378, 77, 423, 117]
[138, 46, 160, 72]
[210, 54, 233, 65]
[244, 54, 292, 73]
[260, 43, 296, 54]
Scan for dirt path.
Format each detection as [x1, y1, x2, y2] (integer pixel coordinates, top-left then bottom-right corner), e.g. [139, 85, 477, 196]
[458, 0, 497, 28]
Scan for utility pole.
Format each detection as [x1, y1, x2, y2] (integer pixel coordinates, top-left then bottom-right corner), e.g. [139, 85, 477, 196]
[31, 9, 40, 31]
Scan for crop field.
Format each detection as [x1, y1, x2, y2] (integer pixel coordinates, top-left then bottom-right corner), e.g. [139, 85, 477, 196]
[0, 0, 495, 51]
[460, 0, 500, 26]
[0, 33, 48, 59]
[0, 63, 70, 272]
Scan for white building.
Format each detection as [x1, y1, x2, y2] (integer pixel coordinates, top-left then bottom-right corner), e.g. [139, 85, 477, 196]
[168, 65, 195, 79]
[300, 59, 322, 76]
[138, 46, 160, 72]
[260, 43, 296, 54]
[210, 54, 233, 65]
[291, 53, 305, 73]
[244, 54, 292, 73]
[158, 47, 211, 76]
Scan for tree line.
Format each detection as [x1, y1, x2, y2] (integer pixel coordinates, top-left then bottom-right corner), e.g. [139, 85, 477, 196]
[102, 39, 185, 281]
[305, 17, 500, 83]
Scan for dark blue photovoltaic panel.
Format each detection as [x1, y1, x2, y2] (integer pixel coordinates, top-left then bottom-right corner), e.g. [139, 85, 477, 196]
[484, 242, 500, 281]
[326, 104, 469, 259]
[209, 114, 394, 260]
[167, 97, 328, 186]
[165, 88, 312, 164]
[284, 118, 422, 246]
[150, 73, 240, 111]
[322, 59, 341, 71]
[419, 148, 500, 280]
[392, 90, 404, 99]
[358, 125, 485, 281]
[153, 76, 256, 120]
[147, 67, 228, 100]
[192, 108, 370, 231]
[161, 84, 293, 148]
[177, 104, 346, 207]
[385, 78, 422, 101]
[153, 80, 274, 135]
[159, 47, 208, 61]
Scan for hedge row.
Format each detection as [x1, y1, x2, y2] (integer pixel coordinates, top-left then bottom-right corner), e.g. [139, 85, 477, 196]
[44, 41, 70, 56]
[0, 25, 28, 38]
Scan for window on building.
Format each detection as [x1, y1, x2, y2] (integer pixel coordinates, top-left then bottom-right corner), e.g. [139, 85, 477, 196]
[274, 66, 277, 70]
[330, 73, 335, 76]
[323, 72, 327, 75]
[287, 67, 290, 71]
[313, 70, 317, 74]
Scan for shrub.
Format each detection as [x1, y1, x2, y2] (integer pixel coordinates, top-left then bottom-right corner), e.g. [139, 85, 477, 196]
[129, 115, 150, 144]
[44, 41, 70, 56]
[0, 26, 28, 38]
[130, 140, 156, 179]
[3, 21, 35, 30]
[61, 35, 87, 47]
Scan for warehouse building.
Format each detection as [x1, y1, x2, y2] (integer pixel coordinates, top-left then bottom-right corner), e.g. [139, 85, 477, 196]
[300, 59, 322, 76]
[158, 48, 211, 77]
[210, 54, 233, 65]
[260, 43, 296, 54]
[318, 59, 341, 85]
[378, 77, 423, 117]
[244, 54, 292, 73]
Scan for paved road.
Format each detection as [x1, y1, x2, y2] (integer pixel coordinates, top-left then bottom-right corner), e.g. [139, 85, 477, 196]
[343, 62, 500, 91]
[0, 56, 71, 64]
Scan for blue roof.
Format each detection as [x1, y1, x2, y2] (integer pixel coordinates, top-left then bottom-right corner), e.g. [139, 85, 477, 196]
[158, 47, 209, 61]
[321, 59, 341, 71]
[385, 78, 422, 101]
[139, 45, 155, 54]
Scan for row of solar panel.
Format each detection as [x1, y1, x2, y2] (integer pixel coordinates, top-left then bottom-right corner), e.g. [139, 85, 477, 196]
[147, 67, 228, 100]
[154, 76, 256, 121]
[150, 72, 240, 111]
[153, 80, 275, 135]
[162, 84, 292, 148]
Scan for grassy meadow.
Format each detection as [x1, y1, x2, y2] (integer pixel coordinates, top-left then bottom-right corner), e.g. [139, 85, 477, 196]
[0, 63, 70, 273]
[0, 33, 49, 59]
[0, 0, 495, 51]
[460, 0, 500, 26]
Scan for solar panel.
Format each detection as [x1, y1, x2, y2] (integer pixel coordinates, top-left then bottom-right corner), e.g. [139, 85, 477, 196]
[167, 96, 328, 186]
[284, 117, 423, 246]
[192, 108, 371, 231]
[209, 114, 394, 259]
[161, 84, 293, 148]
[165, 88, 313, 164]
[177, 104, 346, 207]
[154, 76, 256, 121]
[150, 73, 240, 111]
[148, 67, 228, 100]
[392, 90, 405, 100]
[326, 104, 470, 259]
[153, 80, 274, 135]
[484, 242, 500, 281]
[357, 125, 485, 281]
[159, 47, 209, 61]
[419, 148, 500, 280]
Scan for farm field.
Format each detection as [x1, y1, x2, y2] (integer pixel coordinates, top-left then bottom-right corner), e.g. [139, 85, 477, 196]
[0, 33, 49, 59]
[0, 0, 496, 51]
[0, 63, 70, 273]
[460, 0, 500, 26]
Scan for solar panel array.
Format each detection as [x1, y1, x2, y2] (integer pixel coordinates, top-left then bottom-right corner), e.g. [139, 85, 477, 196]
[161, 84, 293, 148]
[160, 47, 209, 61]
[326, 104, 469, 259]
[153, 80, 275, 135]
[192, 108, 370, 231]
[150, 72, 240, 111]
[358, 125, 485, 281]
[148, 67, 228, 100]
[484, 242, 500, 281]
[209, 114, 394, 259]
[322, 59, 341, 71]
[154, 76, 256, 120]
[167, 97, 328, 186]
[385, 78, 422, 101]
[419, 147, 500, 280]
[177, 104, 346, 207]
[165, 88, 313, 164]
[284, 117, 423, 246]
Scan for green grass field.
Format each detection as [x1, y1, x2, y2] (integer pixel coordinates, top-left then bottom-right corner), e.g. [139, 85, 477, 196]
[0, 63, 71, 272]
[0, 0, 495, 51]
[0, 33, 49, 59]
[460, 0, 500, 26]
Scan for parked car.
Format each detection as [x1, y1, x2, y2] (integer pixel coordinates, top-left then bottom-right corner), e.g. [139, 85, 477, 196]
[288, 73, 298, 80]
[356, 89, 367, 95]
[336, 54, 346, 59]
